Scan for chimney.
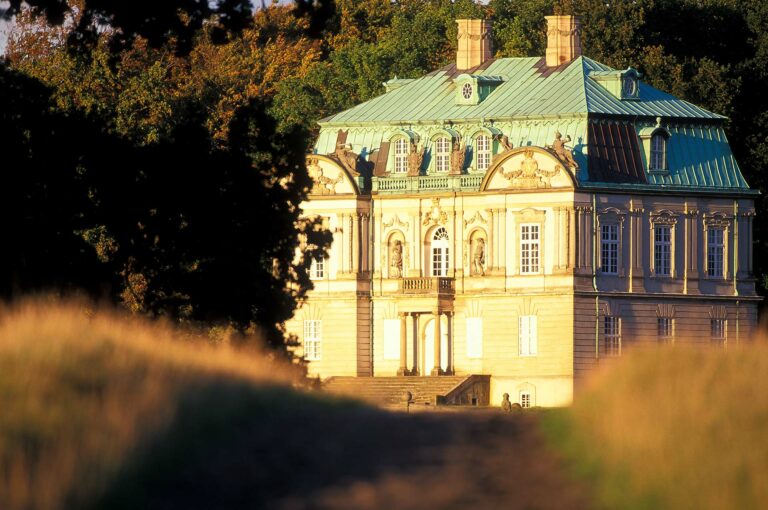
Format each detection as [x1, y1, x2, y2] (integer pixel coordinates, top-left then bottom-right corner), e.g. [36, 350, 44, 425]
[545, 15, 582, 67]
[456, 19, 492, 71]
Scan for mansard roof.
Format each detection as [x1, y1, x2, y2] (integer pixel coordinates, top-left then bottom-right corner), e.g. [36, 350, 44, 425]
[320, 56, 723, 126]
[314, 55, 752, 193]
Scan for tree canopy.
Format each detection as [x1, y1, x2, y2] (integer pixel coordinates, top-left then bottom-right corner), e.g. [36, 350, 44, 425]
[2, 0, 767, 356]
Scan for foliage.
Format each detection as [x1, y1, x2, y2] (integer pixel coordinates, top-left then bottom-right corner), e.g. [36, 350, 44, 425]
[544, 342, 768, 509]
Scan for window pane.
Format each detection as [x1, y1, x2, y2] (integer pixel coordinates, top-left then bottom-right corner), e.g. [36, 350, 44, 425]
[394, 138, 409, 173]
[707, 228, 724, 277]
[303, 320, 322, 360]
[476, 135, 491, 171]
[654, 225, 671, 276]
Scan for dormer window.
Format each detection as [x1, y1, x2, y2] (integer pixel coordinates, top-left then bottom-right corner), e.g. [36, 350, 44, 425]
[462, 83, 473, 100]
[435, 137, 451, 172]
[394, 138, 409, 174]
[639, 118, 671, 173]
[650, 133, 666, 170]
[475, 134, 491, 171]
[589, 67, 641, 100]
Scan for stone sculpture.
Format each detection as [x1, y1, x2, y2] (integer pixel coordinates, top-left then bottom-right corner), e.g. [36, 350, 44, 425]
[449, 139, 466, 175]
[551, 131, 579, 169]
[333, 143, 361, 176]
[492, 134, 514, 163]
[308, 157, 343, 195]
[472, 238, 486, 276]
[390, 240, 403, 278]
[407, 141, 425, 176]
[501, 392, 512, 412]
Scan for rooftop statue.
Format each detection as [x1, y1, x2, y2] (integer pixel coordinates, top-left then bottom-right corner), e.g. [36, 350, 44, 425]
[493, 134, 514, 163]
[407, 141, 425, 176]
[307, 157, 343, 195]
[449, 139, 466, 175]
[332, 143, 361, 177]
[550, 131, 579, 169]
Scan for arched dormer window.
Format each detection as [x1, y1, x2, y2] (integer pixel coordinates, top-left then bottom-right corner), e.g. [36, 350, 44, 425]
[650, 133, 666, 171]
[431, 227, 450, 276]
[393, 138, 409, 174]
[475, 134, 491, 171]
[434, 137, 451, 173]
[639, 119, 671, 173]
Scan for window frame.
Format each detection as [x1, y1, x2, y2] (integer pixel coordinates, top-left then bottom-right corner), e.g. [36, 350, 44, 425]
[649, 213, 677, 278]
[431, 227, 450, 277]
[711, 318, 726, 343]
[393, 137, 409, 174]
[706, 227, 725, 278]
[650, 133, 667, 171]
[309, 256, 326, 280]
[657, 317, 674, 343]
[604, 316, 621, 356]
[519, 391, 532, 408]
[434, 136, 451, 173]
[475, 134, 492, 172]
[520, 223, 541, 275]
[600, 223, 619, 275]
[303, 320, 322, 361]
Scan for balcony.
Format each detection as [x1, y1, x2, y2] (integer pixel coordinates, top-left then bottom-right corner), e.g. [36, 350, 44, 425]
[399, 277, 455, 295]
[373, 174, 484, 194]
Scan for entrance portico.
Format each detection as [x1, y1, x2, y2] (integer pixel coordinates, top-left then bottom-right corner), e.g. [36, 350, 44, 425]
[396, 310, 453, 376]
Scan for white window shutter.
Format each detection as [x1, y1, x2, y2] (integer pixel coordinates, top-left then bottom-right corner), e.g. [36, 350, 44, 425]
[530, 316, 538, 355]
[383, 319, 400, 360]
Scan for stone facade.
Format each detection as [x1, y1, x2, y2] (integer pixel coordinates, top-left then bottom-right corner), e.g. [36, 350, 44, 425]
[284, 17, 760, 407]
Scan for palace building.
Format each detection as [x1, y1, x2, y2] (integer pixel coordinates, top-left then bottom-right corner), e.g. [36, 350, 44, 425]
[285, 16, 760, 407]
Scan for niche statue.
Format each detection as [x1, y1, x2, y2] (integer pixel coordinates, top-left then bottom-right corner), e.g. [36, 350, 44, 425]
[472, 238, 486, 276]
[390, 240, 403, 278]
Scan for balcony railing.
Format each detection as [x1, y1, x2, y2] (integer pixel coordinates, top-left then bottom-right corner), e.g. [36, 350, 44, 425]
[399, 277, 455, 295]
[372, 174, 484, 193]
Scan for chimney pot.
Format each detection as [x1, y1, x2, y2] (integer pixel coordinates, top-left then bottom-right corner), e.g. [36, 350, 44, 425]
[545, 16, 582, 67]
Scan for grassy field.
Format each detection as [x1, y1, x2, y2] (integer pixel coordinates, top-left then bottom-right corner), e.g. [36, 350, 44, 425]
[2, 299, 766, 509]
[545, 341, 768, 510]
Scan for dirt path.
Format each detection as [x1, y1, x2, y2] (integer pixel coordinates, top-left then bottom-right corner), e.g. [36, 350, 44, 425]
[274, 409, 590, 510]
[123, 396, 590, 510]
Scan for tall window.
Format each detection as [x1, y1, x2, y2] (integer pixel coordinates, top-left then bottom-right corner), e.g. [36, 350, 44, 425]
[601, 224, 619, 274]
[475, 135, 491, 171]
[466, 317, 483, 359]
[394, 138, 409, 174]
[650, 134, 666, 170]
[604, 316, 621, 356]
[309, 257, 326, 279]
[519, 315, 538, 356]
[303, 320, 322, 360]
[431, 227, 450, 276]
[657, 317, 673, 343]
[520, 224, 540, 274]
[654, 225, 672, 276]
[435, 137, 451, 172]
[520, 391, 532, 409]
[711, 319, 726, 343]
[707, 228, 724, 277]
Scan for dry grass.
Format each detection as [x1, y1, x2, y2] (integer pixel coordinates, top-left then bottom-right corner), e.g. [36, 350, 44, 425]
[0, 298, 302, 510]
[545, 339, 768, 510]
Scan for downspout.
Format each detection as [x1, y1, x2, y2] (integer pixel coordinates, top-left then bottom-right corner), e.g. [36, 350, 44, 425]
[734, 200, 740, 345]
[593, 193, 599, 361]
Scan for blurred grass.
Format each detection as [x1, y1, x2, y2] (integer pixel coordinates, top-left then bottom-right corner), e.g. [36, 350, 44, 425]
[543, 342, 768, 510]
[0, 298, 324, 510]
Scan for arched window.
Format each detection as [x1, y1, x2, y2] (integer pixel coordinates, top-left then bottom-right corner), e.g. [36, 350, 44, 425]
[650, 133, 666, 170]
[475, 134, 491, 171]
[393, 138, 409, 174]
[434, 137, 451, 173]
[431, 227, 450, 276]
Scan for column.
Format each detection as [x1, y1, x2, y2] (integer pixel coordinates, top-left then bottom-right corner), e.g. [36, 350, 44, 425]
[431, 310, 443, 376]
[576, 207, 583, 268]
[568, 206, 576, 269]
[500, 208, 507, 273]
[445, 312, 454, 375]
[411, 313, 419, 375]
[340, 213, 348, 274]
[361, 213, 369, 273]
[397, 313, 408, 376]
[748, 215, 754, 274]
[486, 208, 495, 270]
[351, 212, 360, 274]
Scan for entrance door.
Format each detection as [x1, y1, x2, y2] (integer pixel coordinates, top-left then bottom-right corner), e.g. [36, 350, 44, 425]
[423, 316, 449, 375]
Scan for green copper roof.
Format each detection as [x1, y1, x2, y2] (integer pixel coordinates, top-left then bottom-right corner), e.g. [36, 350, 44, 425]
[314, 55, 749, 192]
[320, 57, 722, 126]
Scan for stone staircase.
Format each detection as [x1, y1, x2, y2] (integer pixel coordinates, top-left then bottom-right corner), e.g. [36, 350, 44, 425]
[322, 375, 489, 408]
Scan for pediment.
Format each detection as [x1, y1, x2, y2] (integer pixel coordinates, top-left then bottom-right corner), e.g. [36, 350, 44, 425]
[306, 155, 359, 196]
[480, 146, 576, 191]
